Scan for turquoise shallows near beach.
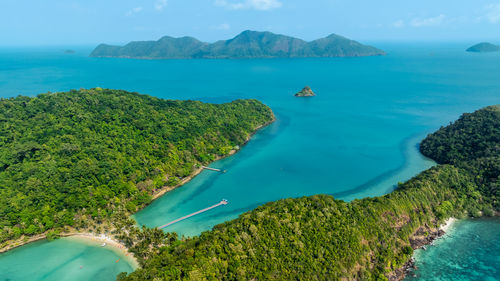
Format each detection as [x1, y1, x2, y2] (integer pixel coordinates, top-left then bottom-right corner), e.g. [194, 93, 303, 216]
[0, 238, 134, 281]
[0, 43, 499, 280]
[405, 218, 500, 281]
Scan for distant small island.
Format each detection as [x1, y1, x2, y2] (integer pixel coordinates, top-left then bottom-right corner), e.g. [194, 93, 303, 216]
[90, 30, 385, 59]
[295, 86, 315, 97]
[466, 42, 500, 53]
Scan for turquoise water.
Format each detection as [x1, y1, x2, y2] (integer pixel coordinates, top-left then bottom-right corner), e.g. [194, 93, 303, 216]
[0, 43, 499, 280]
[0, 238, 134, 281]
[406, 218, 500, 281]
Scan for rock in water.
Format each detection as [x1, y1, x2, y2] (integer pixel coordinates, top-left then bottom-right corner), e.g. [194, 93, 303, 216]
[295, 86, 316, 97]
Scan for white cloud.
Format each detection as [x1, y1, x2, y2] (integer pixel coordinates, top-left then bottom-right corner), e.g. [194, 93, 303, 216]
[126, 6, 143, 16]
[155, 0, 168, 11]
[215, 0, 282, 11]
[410, 14, 446, 27]
[211, 23, 231, 30]
[484, 3, 500, 23]
[392, 20, 405, 28]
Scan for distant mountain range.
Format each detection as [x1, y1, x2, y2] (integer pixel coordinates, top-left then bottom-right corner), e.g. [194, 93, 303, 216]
[90, 30, 385, 59]
[466, 42, 500, 53]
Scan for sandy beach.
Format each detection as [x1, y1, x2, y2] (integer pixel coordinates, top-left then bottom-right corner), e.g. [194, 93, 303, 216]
[440, 217, 457, 233]
[64, 233, 139, 269]
[0, 116, 276, 261]
[66, 119, 273, 269]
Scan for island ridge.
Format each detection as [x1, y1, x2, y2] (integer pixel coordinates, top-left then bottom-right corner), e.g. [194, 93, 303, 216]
[90, 30, 385, 59]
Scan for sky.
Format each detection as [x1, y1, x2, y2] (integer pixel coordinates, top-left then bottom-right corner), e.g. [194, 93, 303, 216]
[1, 0, 500, 45]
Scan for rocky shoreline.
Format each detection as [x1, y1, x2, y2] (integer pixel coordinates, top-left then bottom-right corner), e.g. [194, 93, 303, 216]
[388, 218, 454, 281]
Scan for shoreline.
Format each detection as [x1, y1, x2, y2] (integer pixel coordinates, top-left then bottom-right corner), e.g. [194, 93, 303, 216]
[0, 113, 275, 258]
[0, 233, 48, 254]
[439, 217, 456, 233]
[390, 217, 457, 281]
[64, 233, 139, 269]
[0, 231, 139, 269]
[149, 114, 276, 203]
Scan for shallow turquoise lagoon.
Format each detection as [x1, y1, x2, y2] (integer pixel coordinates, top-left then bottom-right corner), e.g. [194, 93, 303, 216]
[406, 218, 500, 281]
[0, 43, 499, 280]
[0, 238, 134, 281]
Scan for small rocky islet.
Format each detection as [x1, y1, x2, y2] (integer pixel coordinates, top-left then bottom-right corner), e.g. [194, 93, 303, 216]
[294, 86, 316, 97]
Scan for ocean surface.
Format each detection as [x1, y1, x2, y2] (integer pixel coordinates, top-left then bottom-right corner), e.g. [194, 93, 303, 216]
[0, 43, 499, 281]
[0, 238, 134, 281]
[406, 218, 500, 281]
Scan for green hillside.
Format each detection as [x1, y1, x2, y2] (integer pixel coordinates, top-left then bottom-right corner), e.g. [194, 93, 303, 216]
[420, 105, 500, 164]
[90, 30, 385, 59]
[119, 105, 498, 281]
[0, 89, 274, 245]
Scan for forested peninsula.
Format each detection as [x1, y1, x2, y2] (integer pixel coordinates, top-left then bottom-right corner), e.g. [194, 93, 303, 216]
[0, 89, 274, 251]
[119, 106, 499, 281]
[90, 30, 385, 59]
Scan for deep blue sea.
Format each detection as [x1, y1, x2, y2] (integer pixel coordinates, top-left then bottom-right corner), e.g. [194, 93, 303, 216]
[0, 43, 499, 281]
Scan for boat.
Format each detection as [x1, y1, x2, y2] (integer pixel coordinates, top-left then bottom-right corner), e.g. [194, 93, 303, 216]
[101, 243, 106, 247]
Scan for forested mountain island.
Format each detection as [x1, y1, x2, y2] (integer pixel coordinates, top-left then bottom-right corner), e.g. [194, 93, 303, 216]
[0, 89, 274, 251]
[90, 30, 385, 59]
[119, 105, 499, 281]
[466, 42, 500, 53]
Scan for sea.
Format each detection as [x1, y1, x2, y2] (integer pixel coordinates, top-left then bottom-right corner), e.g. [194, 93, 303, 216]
[0, 43, 499, 281]
[406, 218, 500, 281]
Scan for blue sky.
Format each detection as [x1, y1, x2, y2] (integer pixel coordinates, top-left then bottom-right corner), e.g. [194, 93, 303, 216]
[1, 0, 500, 45]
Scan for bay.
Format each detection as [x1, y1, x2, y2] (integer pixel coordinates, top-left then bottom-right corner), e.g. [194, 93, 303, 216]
[0, 43, 499, 280]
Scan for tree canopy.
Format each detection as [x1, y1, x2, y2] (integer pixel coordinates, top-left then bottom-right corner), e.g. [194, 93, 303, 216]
[0, 88, 274, 244]
[120, 105, 498, 281]
[420, 105, 499, 164]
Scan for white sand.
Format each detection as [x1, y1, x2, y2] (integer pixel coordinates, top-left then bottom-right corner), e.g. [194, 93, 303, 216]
[65, 233, 139, 269]
[440, 217, 457, 233]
